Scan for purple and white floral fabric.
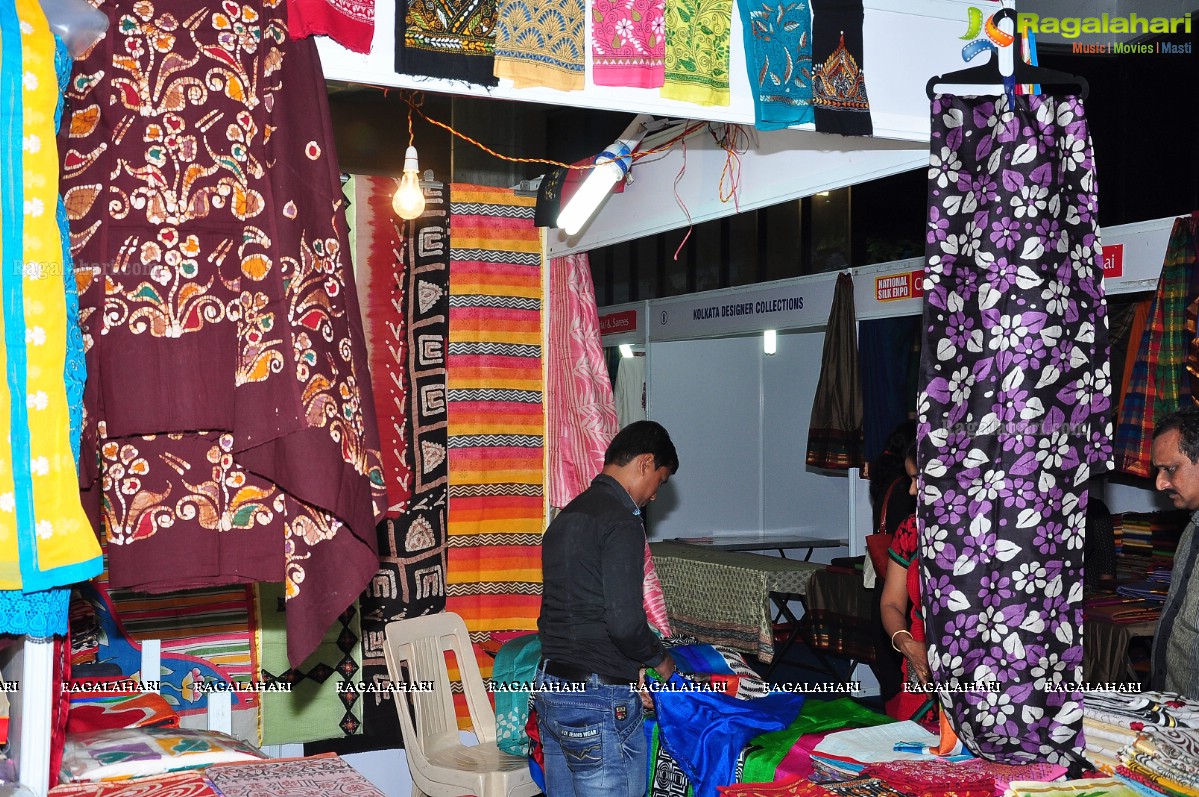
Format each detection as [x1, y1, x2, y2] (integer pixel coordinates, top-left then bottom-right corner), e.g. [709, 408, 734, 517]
[917, 93, 1112, 765]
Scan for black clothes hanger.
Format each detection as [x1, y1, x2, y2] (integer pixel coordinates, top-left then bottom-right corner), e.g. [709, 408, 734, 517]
[925, 8, 1089, 100]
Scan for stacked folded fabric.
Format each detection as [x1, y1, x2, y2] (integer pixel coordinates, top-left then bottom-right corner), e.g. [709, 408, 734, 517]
[670, 642, 772, 699]
[1113, 512, 1188, 584]
[646, 643, 798, 797]
[1084, 597, 1163, 624]
[810, 756, 870, 782]
[740, 698, 893, 784]
[1116, 513, 1154, 558]
[1083, 689, 1199, 781]
[1117, 726, 1199, 796]
[861, 759, 1068, 797]
[1004, 776, 1143, 797]
[821, 778, 913, 797]
[1116, 580, 1170, 603]
[1085, 690, 1199, 729]
[1083, 717, 1141, 774]
[651, 672, 805, 797]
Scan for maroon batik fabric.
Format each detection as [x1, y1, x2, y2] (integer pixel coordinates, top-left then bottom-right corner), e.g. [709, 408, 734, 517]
[60, 0, 386, 667]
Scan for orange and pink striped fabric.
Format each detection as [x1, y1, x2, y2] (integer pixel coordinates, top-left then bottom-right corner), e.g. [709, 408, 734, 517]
[445, 186, 546, 726]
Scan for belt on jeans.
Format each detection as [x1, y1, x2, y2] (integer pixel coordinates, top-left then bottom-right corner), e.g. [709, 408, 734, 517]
[541, 659, 631, 687]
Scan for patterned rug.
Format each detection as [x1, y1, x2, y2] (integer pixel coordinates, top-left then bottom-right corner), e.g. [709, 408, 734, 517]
[446, 185, 545, 726]
[350, 176, 450, 743]
[205, 753, 385, 797]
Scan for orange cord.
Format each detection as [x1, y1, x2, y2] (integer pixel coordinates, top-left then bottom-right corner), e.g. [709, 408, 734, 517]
[405, 91, 594, 170]
[393, 90, 747, 225]
[401, 90, 715, 172]
[671, 135, 693, 261]
[717, 124, 748, 210]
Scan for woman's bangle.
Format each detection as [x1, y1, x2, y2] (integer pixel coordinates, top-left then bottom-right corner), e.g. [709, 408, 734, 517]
[891, 629, 914, 652]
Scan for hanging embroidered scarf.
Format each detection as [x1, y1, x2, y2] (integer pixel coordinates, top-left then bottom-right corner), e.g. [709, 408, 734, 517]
[396, 0, 499, 86]
[1114, 217, 1198, 476]
[662, 0, 732, 105]
[286, 0, 374, 54]
[0, 0, 102, 626]
[592, 0, 665, 88]
[810, 0, 871, 136]
[738, 0, 813, 130]
[351, 177, 450, 745]
[445, 185, 544, 726]
[61, 0, 386, 668]
[493, 0, 584, 89]
[806, 273, 864, 470]
[919, 92, 1111, 764]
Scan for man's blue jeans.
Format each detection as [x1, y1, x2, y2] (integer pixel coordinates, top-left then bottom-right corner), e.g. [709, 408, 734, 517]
[533, 669, 647, 797]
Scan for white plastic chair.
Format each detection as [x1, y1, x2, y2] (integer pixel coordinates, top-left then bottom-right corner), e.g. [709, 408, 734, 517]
[383, 613, 542, 797]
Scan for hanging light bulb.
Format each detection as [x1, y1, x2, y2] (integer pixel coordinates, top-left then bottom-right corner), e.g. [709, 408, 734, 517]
[393, 100, 426, 220]
[393, 146, 425, 220]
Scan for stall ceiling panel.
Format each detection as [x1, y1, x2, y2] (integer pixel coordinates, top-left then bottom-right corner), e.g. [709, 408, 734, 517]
[318, 0, 976, 138]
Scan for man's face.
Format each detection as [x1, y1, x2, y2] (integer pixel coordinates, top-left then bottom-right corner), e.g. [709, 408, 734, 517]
[628, 454, 672, 508]
[1152, 429, 1199, 510]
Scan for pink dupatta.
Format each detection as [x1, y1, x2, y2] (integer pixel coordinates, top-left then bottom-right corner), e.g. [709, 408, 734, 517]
[546, 254, 671, 636]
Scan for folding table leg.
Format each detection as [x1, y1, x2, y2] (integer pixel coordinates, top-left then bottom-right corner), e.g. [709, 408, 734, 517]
[764, 593, 849, 684]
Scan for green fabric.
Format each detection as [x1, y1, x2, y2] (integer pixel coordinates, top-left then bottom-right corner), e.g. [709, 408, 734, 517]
[495, 634, 540, 755]
[259, 583, 364, 744]
[740, 698, 892, 784]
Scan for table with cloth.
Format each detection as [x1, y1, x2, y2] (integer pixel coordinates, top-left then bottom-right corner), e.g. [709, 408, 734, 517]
[649, 542, 820, 664]
[1083, 617, 1157, 685]
[799, 567, 879, 678]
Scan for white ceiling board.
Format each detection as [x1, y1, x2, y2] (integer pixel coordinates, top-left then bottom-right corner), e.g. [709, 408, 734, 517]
[544, 130, 928, 256]
[318, 0, 976, 140]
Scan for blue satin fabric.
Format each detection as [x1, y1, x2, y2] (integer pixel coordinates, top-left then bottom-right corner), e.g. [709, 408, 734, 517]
[651, 673, 804, 797]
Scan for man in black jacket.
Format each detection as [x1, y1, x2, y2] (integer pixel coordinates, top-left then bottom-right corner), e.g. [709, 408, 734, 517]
[535, 420, 679, 797]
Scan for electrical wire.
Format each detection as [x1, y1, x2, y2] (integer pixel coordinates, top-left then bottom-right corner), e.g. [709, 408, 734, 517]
[716, 124, 749, 211]
[397, 90, 712, 173]
[387, 90, 754, 239]
[671, 134, 693, 261]
[400, 91, 594, 170]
